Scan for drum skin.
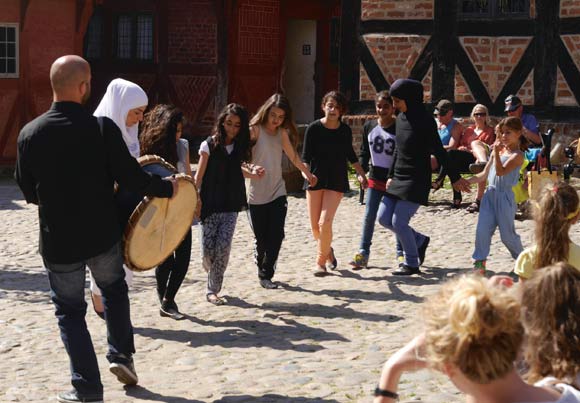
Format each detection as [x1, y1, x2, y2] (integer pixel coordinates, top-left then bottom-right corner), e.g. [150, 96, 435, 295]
[123, 155, 198, 272]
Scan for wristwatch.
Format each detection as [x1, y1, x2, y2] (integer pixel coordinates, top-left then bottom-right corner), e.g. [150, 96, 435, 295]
[374, 386, 399, 399]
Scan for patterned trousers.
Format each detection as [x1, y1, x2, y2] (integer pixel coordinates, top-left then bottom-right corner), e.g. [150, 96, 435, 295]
[200, 212, 238, 294]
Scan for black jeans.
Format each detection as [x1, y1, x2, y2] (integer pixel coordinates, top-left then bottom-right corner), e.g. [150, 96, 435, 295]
[248, 196, 288, 280]
[156, 228, 192, 302]
[43, 242, 134, 397]
[437, 149, 475, 201]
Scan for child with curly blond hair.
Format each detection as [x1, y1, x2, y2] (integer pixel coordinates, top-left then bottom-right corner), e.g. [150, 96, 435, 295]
[373, 274, 580, 402]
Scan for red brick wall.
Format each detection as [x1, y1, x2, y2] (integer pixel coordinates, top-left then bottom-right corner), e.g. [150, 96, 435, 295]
[238, 0, 280, 65]
[561, 0, 580, 17]
[459, 37, 533, 102]
[167, 0, 217, 64]
[363, 34, 430, 87]
[0, 0, 82, 165]
[361, 0, 433, 20]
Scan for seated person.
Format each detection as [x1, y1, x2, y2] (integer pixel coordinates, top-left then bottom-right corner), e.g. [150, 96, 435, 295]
[431, 99, 463, 171]
[505, 94, 543, 164]
[432, 104, 495, 210]
[373, 275, 580, 403]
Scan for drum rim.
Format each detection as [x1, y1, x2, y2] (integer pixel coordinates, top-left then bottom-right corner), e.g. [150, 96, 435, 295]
[123, 167, 198, 271]
[137, 154, 178, 174]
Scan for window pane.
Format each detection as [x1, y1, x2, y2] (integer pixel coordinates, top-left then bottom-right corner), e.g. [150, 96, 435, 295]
[7, 27, 15, 42]
[136, 15, 153, 60]
[461, 0, 489, 13]
[85, 12, 103, 59]
[0, 43, 6, 58]
[0, 27, 5, 42]
[497, 0, 527, 13]
[7, 58, 15, 73]
[117, 15, 132, 59]
[7, 43, 15, 58]
[0, 60, 6, 74]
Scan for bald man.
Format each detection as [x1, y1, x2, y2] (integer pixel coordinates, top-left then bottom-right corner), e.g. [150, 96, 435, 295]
[15, 55, 175, 403]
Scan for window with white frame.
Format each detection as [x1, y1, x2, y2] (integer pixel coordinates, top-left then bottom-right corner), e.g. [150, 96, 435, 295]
[0, 24, 19, 78]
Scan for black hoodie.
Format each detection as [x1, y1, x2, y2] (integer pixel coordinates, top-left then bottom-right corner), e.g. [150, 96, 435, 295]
[386, 79, 460, 205]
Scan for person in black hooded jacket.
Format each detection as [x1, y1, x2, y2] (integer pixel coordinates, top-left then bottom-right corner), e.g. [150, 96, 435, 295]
[377, 79, 470, 275]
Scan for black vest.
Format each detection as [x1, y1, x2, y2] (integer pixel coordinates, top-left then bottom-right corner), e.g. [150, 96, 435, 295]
[200, 136, 247, 221]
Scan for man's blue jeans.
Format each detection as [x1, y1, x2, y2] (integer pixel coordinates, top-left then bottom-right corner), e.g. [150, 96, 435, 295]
[43, 242, 134, 397]
[359, 187, 403, 260]
[378, 196, 427, 267]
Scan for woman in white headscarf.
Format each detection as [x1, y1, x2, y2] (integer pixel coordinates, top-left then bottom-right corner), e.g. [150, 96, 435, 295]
[90, 78, 148, 318]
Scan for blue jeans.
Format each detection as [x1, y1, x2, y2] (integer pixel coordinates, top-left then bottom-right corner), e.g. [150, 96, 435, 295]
[359, 187, 403, 259]
[378, 196, 427, 267]
[43, 242, 135, 397]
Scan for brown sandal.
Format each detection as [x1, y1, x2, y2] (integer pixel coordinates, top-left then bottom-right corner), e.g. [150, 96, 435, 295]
[206, 293, 225, 306]
[467, 200, 480, 213]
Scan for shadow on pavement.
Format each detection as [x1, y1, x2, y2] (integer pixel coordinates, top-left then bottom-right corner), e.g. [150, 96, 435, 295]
[213, 394, 341, 402]
[0, 182, 25, 211]
[226, 295, 403, 323]
[124, 385, 204, 402]
[135, 314, 349, 352]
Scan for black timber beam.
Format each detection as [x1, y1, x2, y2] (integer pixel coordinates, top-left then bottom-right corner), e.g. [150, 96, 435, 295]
[534, 0, 560, 110]
[432, 0, 458, 102]
[339, 0, 361, 102]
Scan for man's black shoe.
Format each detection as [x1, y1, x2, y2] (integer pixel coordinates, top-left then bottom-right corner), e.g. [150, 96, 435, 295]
[260, 279, 279, 289]
[418, 236, 430, 266]
[57, 390, 103, 403]
[393, 265, 420, 276]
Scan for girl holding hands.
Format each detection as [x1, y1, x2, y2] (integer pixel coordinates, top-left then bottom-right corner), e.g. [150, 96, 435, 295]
[302, 91, 368, 276]
[247, 94, 317, 289]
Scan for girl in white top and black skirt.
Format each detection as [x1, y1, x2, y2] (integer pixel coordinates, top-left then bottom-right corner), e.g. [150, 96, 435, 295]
[195, 103, 253, 305]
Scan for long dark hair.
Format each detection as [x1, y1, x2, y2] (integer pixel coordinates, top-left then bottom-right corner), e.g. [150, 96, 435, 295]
[212, 103, 252, 163]
[140, 104, 183, 167]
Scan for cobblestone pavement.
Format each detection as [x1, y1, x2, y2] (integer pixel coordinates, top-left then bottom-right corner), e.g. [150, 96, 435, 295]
[2, 177, 565, 403]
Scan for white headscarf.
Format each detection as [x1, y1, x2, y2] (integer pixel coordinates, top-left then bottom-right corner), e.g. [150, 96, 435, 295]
[94, 78, 148, 158]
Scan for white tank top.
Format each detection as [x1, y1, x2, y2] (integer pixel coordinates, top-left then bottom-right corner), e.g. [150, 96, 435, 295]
[247, 126, 286, 205]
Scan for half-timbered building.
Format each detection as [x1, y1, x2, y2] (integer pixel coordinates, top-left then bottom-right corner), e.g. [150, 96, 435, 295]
[1, 0, 579, 165]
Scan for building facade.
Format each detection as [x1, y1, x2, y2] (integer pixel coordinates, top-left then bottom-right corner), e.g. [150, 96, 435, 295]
[340, 0, 580, 148]
[1, 0, 579, 165]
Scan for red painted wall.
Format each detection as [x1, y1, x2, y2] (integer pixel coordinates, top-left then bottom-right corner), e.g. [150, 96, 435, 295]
[0, 0, 91, 165]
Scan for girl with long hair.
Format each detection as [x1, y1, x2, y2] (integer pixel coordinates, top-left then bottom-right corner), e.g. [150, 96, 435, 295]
[467, 116, 526, 275]
[514, 181, 580, 280]
[302, 90, 367, 276]
[247, 94, 317, 288]
[140, 104, 191, 319]
[194, 103, 255, 305]
[374, 275, 580, 403]
[520, 262, 580, 389]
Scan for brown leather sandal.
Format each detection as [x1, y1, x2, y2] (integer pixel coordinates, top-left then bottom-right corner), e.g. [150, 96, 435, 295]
[466, 200, 480, 213]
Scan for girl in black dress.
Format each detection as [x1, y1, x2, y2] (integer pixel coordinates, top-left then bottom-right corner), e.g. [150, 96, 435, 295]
[302, 91, 368, 276]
